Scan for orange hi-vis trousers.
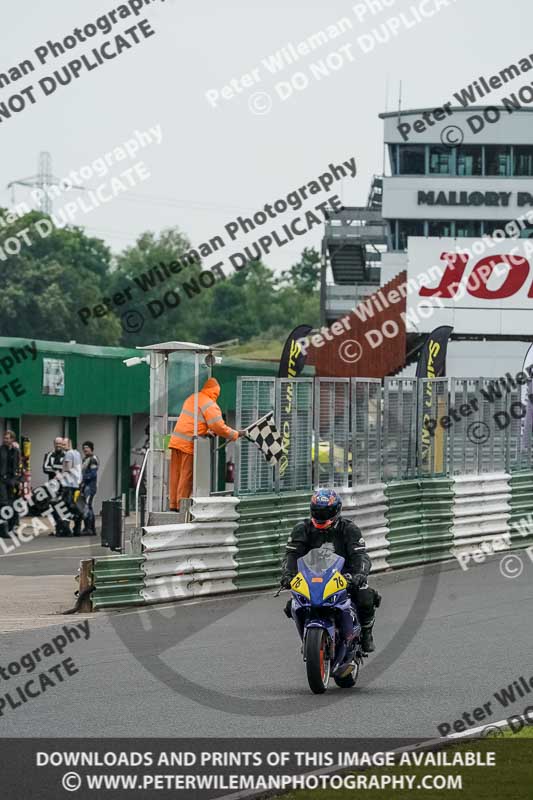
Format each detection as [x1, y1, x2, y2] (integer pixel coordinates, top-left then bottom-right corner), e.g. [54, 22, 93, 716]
[169, 449, 194, 509]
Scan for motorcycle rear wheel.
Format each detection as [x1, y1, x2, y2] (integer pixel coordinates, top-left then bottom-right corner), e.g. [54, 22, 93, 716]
[305, 628, 331, 694]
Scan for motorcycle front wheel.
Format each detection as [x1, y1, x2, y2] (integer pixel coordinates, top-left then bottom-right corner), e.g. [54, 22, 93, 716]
[305, 628, 331, 694]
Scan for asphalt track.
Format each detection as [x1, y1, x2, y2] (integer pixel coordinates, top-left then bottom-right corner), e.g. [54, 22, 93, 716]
[0, 534, 108, 577]
[1, 547, 533, 740]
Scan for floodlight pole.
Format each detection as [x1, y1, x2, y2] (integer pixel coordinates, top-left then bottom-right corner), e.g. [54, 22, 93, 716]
[148, 350, 168, 514]
[193, 351, 199, 499]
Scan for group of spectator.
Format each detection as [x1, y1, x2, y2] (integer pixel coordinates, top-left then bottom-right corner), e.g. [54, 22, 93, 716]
[0, 431, 99, 539]
[0, 430, 22, 538]
[43, 438, 99, 537]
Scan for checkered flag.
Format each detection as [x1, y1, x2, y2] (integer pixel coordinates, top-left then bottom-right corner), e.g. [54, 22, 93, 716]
[244, 412, 283, 465]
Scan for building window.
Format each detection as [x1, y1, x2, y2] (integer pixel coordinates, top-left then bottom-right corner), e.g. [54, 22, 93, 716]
[455, 220, 482, 237]
[483, 220, 510, 236]
[427, 220, 454, 237]
[429, 146, 453, 174]
[456, 146, 482, 176]
[484, 146, 512, 176]
[389, 145, 399, 175]
[514, 146, 533, 176]
[398, 220, 425, 250]
[397, 145, 426, 175]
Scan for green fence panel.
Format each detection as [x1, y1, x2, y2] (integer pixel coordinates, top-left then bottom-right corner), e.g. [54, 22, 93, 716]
[509, 471, 533, 549]
[92, 555, 145, 610]
[386, 478, 453, 568]
[235, 492, 309, 590]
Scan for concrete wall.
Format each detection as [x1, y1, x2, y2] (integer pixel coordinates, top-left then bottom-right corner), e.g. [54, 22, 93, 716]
[78, 416, 117, 514]
[382, 107, 533, 145]
[396, 339, 532, 378]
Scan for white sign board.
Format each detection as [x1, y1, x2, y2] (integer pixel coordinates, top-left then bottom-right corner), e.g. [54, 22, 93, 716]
[406, 237, 533, 335]
[382, 177, 533, 221]
[42, 358, 65, 396]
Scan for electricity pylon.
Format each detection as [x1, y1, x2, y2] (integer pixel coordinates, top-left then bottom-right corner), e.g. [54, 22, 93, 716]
[7, 151, 83, 214]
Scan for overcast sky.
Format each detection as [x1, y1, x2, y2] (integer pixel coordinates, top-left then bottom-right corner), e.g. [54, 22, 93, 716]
[2, 0, 532, 272]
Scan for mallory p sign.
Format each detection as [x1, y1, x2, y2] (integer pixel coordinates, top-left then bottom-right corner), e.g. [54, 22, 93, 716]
[406, 237, 533, 336]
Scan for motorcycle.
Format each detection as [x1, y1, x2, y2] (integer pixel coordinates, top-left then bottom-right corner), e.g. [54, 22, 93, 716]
[288, 545, 364, 694]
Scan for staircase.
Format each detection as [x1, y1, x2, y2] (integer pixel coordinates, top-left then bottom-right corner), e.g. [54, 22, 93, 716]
[329, 242, 368, 285]
[325, 207, 387, 286]
[367, 175, 383, 211]
[323, 206, 388, 321]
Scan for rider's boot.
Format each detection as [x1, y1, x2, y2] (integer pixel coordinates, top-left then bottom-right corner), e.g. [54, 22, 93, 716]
[360, 619, 375, 653]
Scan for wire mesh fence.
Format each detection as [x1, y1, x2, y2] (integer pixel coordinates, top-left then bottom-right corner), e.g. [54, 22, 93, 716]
[314, 379, 350, 488]
[351, 378, 381, 485]
[235, 377, 276, 494]
[382, 378, 417, 481]
[277, 378, 314, 492]
[235, 375, 533, 493]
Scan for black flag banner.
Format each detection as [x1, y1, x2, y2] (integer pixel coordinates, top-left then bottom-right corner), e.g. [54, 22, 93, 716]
[278, 324, 313, 478]
[416, 325, 453, 472]
[245, 412, 283, 465]
[278, 325, 313, 379]
[415, 325, 453, 380]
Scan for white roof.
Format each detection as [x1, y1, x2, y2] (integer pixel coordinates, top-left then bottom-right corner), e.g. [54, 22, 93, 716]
[137, 341, 212, 353]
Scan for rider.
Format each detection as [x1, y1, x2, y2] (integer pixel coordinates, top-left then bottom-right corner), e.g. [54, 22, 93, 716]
[280, 488, 380, 653]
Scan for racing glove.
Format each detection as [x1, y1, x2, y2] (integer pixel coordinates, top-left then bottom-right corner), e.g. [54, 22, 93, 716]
[350, 573, 368, 589]
[280, 573, 292, 590]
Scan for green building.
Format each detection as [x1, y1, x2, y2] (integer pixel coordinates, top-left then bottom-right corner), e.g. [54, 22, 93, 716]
[0, 337, 149, 513]
[0, 337, 296, 512]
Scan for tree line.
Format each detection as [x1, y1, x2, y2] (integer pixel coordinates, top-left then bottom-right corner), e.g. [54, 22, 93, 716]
[0, 209, 320, 348]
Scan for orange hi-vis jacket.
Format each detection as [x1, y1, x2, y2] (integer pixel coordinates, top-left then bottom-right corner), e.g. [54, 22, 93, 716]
[169, 377, 238, 455]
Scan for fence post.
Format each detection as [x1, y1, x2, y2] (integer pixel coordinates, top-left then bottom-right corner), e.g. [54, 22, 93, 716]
[78, 559, 94, 613]
[274, 379, 281, 493]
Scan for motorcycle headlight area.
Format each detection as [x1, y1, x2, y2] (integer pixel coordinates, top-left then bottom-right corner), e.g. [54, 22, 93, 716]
[324, 593, 343, 604]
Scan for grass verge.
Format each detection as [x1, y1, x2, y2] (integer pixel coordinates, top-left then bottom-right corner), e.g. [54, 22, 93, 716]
[278, 728, 533, 800]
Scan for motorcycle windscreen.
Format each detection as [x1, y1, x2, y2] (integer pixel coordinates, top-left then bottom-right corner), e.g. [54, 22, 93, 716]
[299, 545, 344, 575]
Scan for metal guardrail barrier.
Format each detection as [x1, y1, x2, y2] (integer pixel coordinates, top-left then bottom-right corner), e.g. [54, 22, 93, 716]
[386, 478, 454, 569]
[235, 492, 310, 591]
[509, 471, 533, 549]
[92, 556, 145, 609]
[88, 468, 533, 609]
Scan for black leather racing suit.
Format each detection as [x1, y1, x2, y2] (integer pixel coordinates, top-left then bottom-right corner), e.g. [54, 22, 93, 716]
[281, 516, 379, 630]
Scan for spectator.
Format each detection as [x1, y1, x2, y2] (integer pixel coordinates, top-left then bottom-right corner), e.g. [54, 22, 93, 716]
[81, 441, 99, 536]
[60, 438, 83, 537]
[48, 437, 69, 537]
[131, 424, 150, 463]
[43, 437, 64, 480]
[0, 430, 21, 539]
[41, 436, 66, 533]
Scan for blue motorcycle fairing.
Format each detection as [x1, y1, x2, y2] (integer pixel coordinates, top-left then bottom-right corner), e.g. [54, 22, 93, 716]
[289, 545, 361, 676]
[301, 552, 346, 605]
